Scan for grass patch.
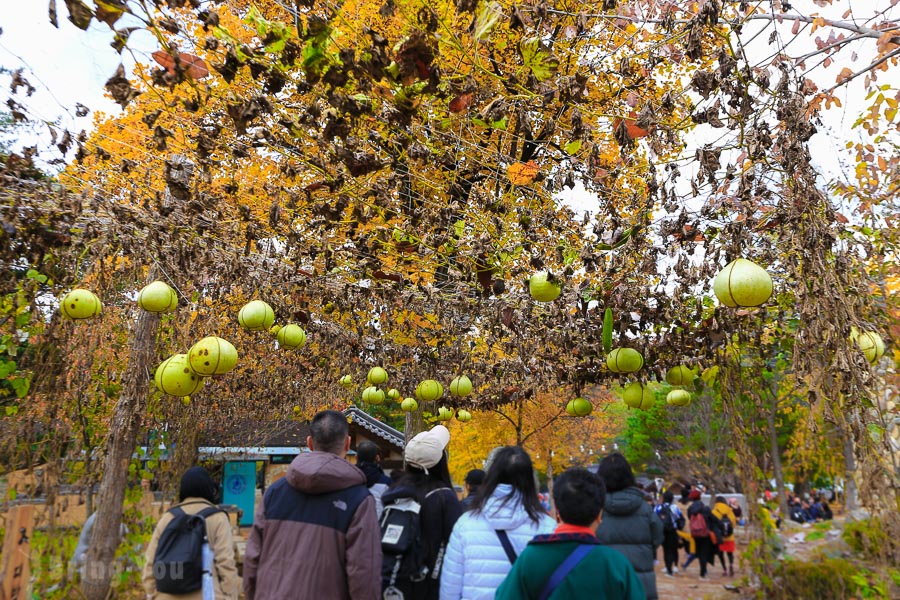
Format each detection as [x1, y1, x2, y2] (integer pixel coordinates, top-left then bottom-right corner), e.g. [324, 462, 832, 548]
[776, 557, 864, 599]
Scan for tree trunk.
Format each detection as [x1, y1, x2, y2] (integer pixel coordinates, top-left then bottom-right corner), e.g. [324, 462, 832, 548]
[81, 155, 190, 600]
[768, 402, 789, 518]
[80, 308, 159, 600]
[405, 407, 425, 441]
[515, 399, 524, 446]
[842, 426, 859, 512]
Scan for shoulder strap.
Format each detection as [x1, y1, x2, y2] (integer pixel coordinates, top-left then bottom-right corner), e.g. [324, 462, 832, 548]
[495, 530, 517, 564]
[537, 544, 593, 600]
[424, 486, 453, 499]
[197, 506, 221, 520]
[169, 501, 217, 514]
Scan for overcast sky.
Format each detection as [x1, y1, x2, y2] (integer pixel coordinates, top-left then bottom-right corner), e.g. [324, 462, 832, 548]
[1, 2, 126, 133]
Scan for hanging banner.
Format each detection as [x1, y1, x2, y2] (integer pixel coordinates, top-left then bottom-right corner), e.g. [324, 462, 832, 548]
[223, 461, 257, 526]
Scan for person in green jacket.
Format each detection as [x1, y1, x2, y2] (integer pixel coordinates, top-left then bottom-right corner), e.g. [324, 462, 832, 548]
[495, 467, 645, 600]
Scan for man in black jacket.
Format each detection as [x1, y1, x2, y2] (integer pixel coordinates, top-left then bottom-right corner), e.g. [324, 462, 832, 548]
[357, 440, 392, 519]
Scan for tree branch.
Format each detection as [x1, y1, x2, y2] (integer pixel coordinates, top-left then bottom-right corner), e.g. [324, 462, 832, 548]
[744, 14, 900, 44]
[520, 408, 564, 445]
[539, 8, 900, 46]
[491, 406, 519, 429]
[823, 45, 900, 94]
[795, 32, 867, 62]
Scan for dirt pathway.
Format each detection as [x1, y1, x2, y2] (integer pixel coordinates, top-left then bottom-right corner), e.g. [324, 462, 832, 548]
[655, 558, 739, 600]
[652, 519, 842, 599]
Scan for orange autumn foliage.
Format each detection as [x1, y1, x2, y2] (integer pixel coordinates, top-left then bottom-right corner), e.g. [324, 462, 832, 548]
[445, 387, 625, 485]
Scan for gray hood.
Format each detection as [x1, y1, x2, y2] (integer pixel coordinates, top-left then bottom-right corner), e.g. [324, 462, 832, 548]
[603, 486, 648, 516]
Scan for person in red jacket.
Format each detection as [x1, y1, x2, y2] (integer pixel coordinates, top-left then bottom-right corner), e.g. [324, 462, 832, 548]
[243, 410, 381, 600]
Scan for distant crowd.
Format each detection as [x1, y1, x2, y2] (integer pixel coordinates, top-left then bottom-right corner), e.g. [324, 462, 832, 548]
[133, 409, 757, 600]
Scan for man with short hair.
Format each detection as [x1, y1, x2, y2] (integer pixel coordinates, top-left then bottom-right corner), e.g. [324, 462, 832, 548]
[243, 410, 381, 600]
[496, 467, 645, 599]
[460, 468, 485, 511]
[356, 439, 392, 519]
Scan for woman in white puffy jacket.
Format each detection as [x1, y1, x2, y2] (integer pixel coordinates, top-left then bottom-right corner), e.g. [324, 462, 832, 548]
[440, 446, 556, 600]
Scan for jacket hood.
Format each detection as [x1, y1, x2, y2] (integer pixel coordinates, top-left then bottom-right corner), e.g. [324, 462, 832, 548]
[286, 451, 365, 494]
[478, 484, 536, 530]
[381, 484, 417, 505]
[602, 487, 647, 516]
[357, 461, 390, 488]
[688, 499, 708, 515]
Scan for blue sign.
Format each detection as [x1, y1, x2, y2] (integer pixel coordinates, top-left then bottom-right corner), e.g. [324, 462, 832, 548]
[223, 461, 257, 526]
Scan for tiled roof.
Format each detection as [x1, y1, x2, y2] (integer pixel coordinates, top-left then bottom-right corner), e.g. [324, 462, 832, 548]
[344, 406, 405, 448]
[196, 408, 404, 450]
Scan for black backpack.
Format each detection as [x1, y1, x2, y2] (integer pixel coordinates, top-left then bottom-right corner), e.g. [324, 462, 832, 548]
[381, 488, 449, 589]
[720, 515, 734, 538]
[153, 505, 219, 594]
[659, 504, 676, 532]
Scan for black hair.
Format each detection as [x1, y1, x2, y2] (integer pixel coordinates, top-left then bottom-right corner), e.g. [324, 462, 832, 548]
[595, 452, 635, 493]
[465, 469, 485, 486]
[310, 410, 349, 454]
[179, 466, 219, 503]
[663, 490, 674, 503]
[392, 452, 454, 492]
[356, 440, 381, 463]
[471, 446, 546, 524]
[716, 495, 726, 504]
[553, 468, 606, 526]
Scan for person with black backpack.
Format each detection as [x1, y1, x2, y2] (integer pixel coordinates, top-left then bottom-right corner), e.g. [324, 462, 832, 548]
[380, 424, 461, 600]
[712, 496, 737, 577]
[654, 491, 684, 577]
[686, 490, 722, 581]
[141, 466, 239, 600]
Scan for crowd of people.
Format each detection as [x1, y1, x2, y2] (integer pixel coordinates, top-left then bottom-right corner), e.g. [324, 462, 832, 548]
[138, 409, 751, 599]
[787, 493, 834, 524]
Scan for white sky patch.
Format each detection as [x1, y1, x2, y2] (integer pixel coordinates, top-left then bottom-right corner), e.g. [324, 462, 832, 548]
[0, 1, 143, 165]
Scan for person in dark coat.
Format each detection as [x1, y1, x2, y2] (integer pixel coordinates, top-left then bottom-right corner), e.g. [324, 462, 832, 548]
[244, 411, 381, 600]
[655, 490, 683, 577]
[381, 425, 462, 600]
[686, 490, 721, 581]
[356, 440, 392, 519]
[594, 453, 664, 599]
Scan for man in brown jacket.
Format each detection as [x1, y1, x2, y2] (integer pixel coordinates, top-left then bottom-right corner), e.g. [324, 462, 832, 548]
[243, 409, 381, 600]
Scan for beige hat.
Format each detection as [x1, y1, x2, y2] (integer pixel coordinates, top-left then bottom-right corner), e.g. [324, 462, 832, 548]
[404, 425, 450, 472]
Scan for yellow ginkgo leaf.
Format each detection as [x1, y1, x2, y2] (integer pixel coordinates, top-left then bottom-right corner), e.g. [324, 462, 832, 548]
[507, 161, 539, 185]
